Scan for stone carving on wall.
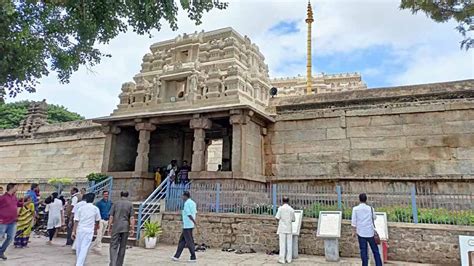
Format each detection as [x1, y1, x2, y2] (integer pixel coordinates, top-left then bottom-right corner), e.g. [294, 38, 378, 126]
[18, 100, 48, 138]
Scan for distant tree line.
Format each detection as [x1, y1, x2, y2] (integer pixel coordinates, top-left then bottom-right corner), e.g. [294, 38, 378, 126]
[0, 100, 84, 129]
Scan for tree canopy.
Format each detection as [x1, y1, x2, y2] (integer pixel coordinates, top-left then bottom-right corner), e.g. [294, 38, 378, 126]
[0, 100, 84, 129]
[0, 0, 228, 97]
[400, 0, 473, 50]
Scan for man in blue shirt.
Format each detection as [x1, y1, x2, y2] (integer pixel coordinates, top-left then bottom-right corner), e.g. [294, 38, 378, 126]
[172, 191, 197, 263]
[91, 190, 112, 253]
[26, 183, 39, 212]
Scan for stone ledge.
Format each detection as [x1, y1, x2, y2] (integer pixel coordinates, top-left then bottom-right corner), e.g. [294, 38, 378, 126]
[266, 175, 474, 182]
[271, 79, 474, 113]
[0, 134, 104, 147]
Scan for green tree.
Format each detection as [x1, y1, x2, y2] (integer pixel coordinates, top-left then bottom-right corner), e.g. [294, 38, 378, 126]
[400, 0, 474, 50]
[0, 100, 84, 129]
[0, 0, 228, 97]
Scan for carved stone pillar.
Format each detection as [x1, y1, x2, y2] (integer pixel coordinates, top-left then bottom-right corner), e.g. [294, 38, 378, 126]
[101, 125, 121, 173]
[134, 122, 156, 175]
[190, 116, 212, 172]
[229, 110, 253, 173]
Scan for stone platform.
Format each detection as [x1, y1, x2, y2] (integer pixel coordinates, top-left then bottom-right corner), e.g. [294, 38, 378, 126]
[1, 235, 435, 266]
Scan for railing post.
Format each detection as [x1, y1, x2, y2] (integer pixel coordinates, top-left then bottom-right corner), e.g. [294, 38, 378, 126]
[108, 176, 113, 196]
[336, 185, 342, 210]
[165, 178, 171, 201]
[272, 184, 277, 215]
[216, 183, 221, 213]
[137, 204, 143, 240]
[411, 185, 419, 224]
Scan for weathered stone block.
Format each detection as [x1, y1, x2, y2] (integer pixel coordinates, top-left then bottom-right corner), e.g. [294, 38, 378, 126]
[326, 127, 346, 139]
[298, 151, 349, 163]
[402, 124, 443, 136]
[442, 120, 474, 134]
[350, 137, 406, 149]
[348, 125, 402, 138]
[284, 139, 350, 153]
[350, 149, 403, 161]
[455, 147, 474, 159]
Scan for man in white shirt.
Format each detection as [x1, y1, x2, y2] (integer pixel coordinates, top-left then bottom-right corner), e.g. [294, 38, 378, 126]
[275, 197, 295, 264]
[71, 197, 87, 251]
[351, 193, 382, 266]
[72, 193, 101, 266]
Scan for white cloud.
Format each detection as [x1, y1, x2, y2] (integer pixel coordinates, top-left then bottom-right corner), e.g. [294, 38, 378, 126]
[390, 46, 474, 86]
[7, 0, 473, 118]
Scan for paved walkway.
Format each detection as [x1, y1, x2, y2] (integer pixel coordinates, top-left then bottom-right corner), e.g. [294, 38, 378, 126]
[1, 235, 435, 266]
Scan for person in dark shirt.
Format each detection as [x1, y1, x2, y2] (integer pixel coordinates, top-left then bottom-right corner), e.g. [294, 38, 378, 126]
[178, 160, 191, 184]
[91, 190, 112, 253]
[108, 191, 134, 266]
[0, 183, 22, 261]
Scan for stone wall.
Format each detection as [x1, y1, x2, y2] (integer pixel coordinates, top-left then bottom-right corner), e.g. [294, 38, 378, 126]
[266, 80, 474, 193]
[161, 212, 474, 265]
[0, 120, 105, 183]
[244, 119, 264, 177]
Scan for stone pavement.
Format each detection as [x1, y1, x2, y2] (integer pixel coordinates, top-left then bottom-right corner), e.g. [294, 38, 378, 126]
[0, 236, 435, 266]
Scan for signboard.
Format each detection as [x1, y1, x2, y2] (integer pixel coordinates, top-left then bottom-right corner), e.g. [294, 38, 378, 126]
[459, 235, 474, 266]
[374, 212, 388, 241]
[317, 211, 342, 238]
[292, 210, 304, 235]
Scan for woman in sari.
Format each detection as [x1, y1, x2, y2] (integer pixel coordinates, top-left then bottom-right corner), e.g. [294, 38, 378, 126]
[14, 195, 35, 248]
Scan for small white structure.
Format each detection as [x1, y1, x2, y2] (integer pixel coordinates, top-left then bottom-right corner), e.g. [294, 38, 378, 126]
[316, 211, 342, 262]
[459, 235, 474, 266]
[291, 210, 304, 259]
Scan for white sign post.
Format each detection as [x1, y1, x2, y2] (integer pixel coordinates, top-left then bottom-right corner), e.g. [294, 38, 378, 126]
[369, 212, 388, 265]
[317, 211, 342, 262]
[459, 235, 474, 266]
[292, 210, 304, 259]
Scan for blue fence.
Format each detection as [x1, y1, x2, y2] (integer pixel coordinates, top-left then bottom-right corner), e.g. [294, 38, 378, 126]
[86, 176, 113, 200]
[165, 182, 474, 226]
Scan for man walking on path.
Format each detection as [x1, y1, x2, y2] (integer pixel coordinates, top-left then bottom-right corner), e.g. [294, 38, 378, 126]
[0, 183, 22, 261]
[91, 190, 112, 253]
[275, 196, 295, 264]
[108, 191, 134, 266]
[71, 196, 87, 251]
[351, 193, 382, 266]
[65, 187, 80, 246]
[172, 191, 197, 263]
[72, 193, 101, 266]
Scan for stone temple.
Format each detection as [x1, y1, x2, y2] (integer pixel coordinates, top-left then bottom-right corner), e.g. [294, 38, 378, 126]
[0, 26, 473, 199]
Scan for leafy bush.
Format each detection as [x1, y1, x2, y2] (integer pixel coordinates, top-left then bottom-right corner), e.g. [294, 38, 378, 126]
[144, 221, 162, 238]
[302, 203, 473, 226]
[47, 177, 73, 187]
[86, 173, 108, 183]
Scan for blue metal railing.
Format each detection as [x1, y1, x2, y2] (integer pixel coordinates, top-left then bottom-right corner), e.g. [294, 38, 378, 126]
[86, 176, 113, 199]
[136, 178, 192, 239]
[136, 177, 169, 240]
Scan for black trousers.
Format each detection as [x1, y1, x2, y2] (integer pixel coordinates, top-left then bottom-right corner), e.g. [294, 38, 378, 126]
[174, 228, 196, 260]
[109, 232, 129, 266]
[65, 218, 74, 245]
[47, 228, 56, 241]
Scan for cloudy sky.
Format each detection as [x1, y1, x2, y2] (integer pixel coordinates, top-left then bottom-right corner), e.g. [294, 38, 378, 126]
[9, 0, 474, 118]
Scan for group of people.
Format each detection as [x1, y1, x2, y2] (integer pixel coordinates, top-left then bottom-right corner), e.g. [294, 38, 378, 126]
[275, 193, 382, 266]
[0, 183, 135, 266]
[1, 181, 382, 266]
[154, 160, 192, 187]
